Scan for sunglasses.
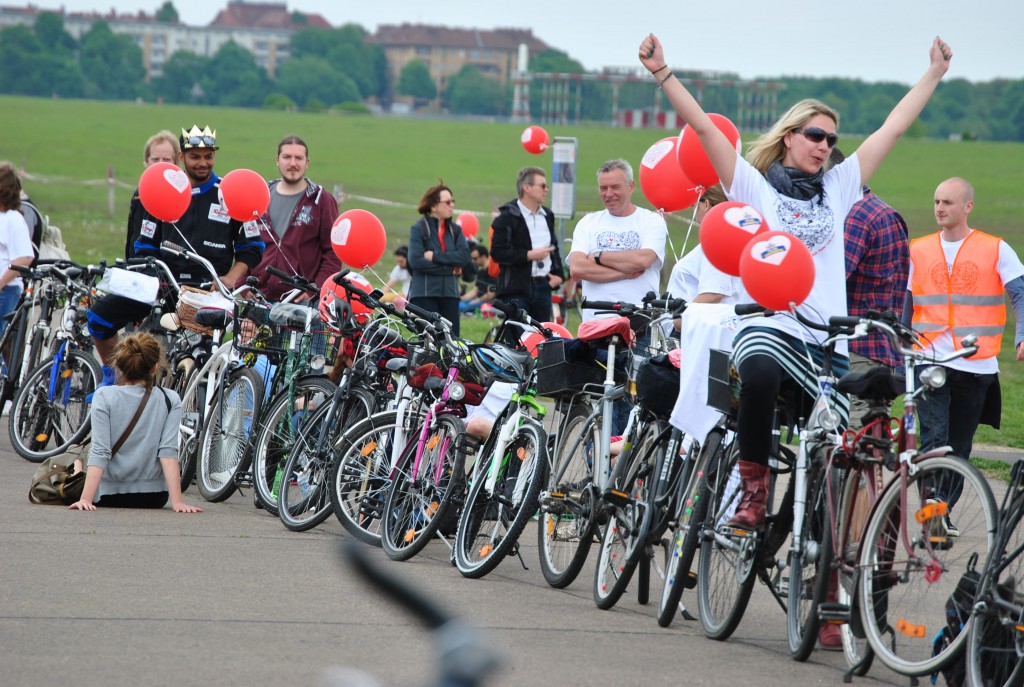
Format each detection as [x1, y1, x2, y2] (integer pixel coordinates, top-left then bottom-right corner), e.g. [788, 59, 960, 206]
[184, 135, 217, 147]
[438, 199, 455, 205]
[793, 127, 838, 148]
[533, 182, 549, 190]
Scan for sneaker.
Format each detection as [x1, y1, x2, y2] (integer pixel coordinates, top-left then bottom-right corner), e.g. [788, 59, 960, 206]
[943, 515, 960, 538]
[818, 623, 843, 650]
[85, 365, 117, 403]
[925, 498, 959, 540]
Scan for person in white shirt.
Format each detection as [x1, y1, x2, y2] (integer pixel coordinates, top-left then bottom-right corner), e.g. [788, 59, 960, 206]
[567, 159, 668, 322]
[0, 162, 35, 338]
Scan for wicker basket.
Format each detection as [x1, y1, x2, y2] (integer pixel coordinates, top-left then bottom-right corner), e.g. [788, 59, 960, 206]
[175, 286, 217, 336]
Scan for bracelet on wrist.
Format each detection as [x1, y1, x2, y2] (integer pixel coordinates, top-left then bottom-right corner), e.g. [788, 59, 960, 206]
[656, 71, 675, 89]
[651, 64, 668, 76]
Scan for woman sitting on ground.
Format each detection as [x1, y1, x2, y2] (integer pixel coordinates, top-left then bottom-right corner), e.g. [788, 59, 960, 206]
[68, 332, 202, 513]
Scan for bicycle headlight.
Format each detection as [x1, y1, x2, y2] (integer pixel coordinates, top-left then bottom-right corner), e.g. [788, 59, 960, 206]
[448, 381, 466, 401]
[919, 365, 946, 390]
[309, 354, 326, 372]
[818, 407, 841, 432]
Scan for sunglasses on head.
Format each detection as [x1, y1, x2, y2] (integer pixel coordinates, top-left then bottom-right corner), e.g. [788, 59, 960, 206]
[793, 127, 838, 148]
[185, 135, 217, 147]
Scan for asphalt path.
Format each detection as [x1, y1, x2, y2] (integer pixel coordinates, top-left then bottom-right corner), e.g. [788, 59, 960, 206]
[1, 420, 1011, 687]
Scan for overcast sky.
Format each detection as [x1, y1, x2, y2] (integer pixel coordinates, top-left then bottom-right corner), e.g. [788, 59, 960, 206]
[46, 0, 1023, 85]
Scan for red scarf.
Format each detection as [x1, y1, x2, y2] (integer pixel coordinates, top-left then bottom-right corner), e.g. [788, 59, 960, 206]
[437, 218, 446, 252]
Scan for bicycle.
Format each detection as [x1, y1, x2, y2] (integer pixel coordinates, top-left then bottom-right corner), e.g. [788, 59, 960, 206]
[965, 459, 1024, 687]
[8, 261, 103, 462]
[452, 301, 551, 579]
[535, 292, 679, 592]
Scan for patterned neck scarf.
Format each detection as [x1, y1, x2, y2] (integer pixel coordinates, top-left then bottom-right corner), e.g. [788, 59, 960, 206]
[766, 161, 825, 203]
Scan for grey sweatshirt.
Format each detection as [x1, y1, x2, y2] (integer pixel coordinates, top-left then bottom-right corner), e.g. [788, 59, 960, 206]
[87, 385, 181, 498]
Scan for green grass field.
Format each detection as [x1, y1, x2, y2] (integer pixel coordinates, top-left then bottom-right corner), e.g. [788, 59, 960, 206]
[3, 94, 1023, 448]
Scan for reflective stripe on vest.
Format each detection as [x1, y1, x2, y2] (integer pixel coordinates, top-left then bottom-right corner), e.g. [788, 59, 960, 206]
[910, 230, 1005, 359]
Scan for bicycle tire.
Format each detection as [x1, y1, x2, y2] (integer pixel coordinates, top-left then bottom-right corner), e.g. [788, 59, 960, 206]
[454, 418, 548, 578]
[9, 347, 100, 462]
[196, 366, 263, 502]
[788, 451, 832, 660]
[380, 413, 466, 561]
[252, 376, 337, 516]
[835, 465, 876, 675]
[329, 408, 423, 545]
[857, 454, 996, 676]
[173, 359, 201, 492]
[657, 429, 722, 627]
[593, 419, 661, 609]
[538, 402, 599, 588]
[0, 307, 28, 405]
[697, 438, 758, 641]
[278, 387, 375, 532]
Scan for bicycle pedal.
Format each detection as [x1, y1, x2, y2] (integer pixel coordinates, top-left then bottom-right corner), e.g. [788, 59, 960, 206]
[455, 433, 483, 455]
[682, 570, 697, 589]
[602, 488, 632, 509]
[817, 602, 851, 624]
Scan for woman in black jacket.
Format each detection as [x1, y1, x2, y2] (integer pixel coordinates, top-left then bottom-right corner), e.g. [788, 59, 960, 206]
[407, 182, 471, 336]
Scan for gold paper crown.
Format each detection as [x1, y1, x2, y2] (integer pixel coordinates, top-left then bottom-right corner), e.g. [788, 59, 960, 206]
[180, 124, 218, 150]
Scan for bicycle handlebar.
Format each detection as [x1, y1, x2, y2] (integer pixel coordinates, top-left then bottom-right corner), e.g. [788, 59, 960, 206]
[160, 240, 233, 299]
[267, 265, 320, 295]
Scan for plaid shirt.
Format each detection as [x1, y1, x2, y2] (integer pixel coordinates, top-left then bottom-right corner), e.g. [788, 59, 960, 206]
[844, 188, 910, 367]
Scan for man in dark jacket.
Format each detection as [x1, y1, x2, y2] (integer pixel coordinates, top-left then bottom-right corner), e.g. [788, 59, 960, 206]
[253, 135, 341, 301]
[88, 124, 264, 390]
[489, 166, 564, 322]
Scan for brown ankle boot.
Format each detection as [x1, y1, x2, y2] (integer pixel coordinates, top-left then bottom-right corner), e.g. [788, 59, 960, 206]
[726, 460, 771, 530]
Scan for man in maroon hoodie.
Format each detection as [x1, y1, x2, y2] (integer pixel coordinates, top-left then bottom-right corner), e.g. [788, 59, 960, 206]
[254, 135, 341, 301]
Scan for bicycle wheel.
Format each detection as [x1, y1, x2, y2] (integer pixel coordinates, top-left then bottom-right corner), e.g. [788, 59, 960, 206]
[967, 549, 1024, 687]
[380, 413, 466, 561]
[252, 376, 336, 516]
[0, 307, 28, 405]
[538, 402, 599, 588]
[697, 438, 758, 641]
[857, 454, 996, 676]
[836, 466, 876, 675]
[9, 347, 100, 462]
[174, 359, 202, 492]
[658, 429, 722, 627]
[278, 388, 375, 532]
[330, 408, 422, 545]
[788, 450, 832, 660]
[454, 418, 548, 579]
[593, 419, 661, 609]
[838, 566, 874, 675]
[196, 366, 263, 502]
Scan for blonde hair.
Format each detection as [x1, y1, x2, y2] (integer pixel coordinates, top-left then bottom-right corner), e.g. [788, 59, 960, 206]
[113, 332, 167, 387]
[745, 99, 840, 176]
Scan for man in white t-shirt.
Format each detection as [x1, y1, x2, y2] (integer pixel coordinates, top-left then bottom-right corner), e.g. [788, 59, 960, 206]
[906, 177, 1024, 520]
[567, 159, 668, 321]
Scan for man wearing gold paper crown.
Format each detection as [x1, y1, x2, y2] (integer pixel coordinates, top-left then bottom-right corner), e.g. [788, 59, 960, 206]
[87, 125, 264, 393]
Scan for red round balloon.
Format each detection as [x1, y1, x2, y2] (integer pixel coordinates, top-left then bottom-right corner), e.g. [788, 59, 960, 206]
[520, 321, 572, 358]
[219, 168, 270, 222]
[638, 137, 701, 213]
[676, 113, 742, 188]
[138, 162, 190, 222]
[739, 231, 815, 311]
[521, 125, 550, 155]
[331, 209, 387, 268]
[699, 201, 769, 277]
[457, 212, 479, 239]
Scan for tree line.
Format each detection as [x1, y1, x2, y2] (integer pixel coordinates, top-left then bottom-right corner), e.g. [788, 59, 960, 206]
[2, 12, 1022, 141]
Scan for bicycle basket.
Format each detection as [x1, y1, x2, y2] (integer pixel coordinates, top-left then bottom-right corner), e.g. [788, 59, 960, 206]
[635, 353, 681, 419]
[175, 286, 226, 336]
[233, 301, 289, 360]
[535, 337, 625, 399]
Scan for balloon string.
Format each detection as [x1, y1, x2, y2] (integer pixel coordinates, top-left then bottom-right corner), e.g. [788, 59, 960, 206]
[678, 185, 706, 260]
[253, 215, 301, 278]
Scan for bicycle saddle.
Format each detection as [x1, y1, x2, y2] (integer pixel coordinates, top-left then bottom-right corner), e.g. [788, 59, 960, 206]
[836, 366, 905, 403]
[269, 302, 313, 329]
[576, 316, 634, 347]
[194, 307, 233, 330]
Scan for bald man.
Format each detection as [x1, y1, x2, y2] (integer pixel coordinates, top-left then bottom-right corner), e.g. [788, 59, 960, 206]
[904, 177, 1024, 530]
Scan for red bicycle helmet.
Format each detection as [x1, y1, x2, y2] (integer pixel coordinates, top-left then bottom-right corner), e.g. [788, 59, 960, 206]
[319, 271, 374, 333]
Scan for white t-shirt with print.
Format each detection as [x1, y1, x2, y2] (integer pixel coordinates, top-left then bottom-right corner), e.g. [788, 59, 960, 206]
[667, 245, 740, 303]
[569, 206, 668, 321]
[907, 231, 1024, 374]
[0, 209, 34, 291]
[727, 153, 862, 349]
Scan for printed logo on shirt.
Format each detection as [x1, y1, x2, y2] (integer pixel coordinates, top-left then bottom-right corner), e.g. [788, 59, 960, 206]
[140, 219, 157, 238]
[772, 197, 835, 255]
[208, 204, 231, 224]
[295, 205, 313, 226]
[203, 241, 227, 250]
[595, 230, 641, 251]
[243, 221, 260, 238]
